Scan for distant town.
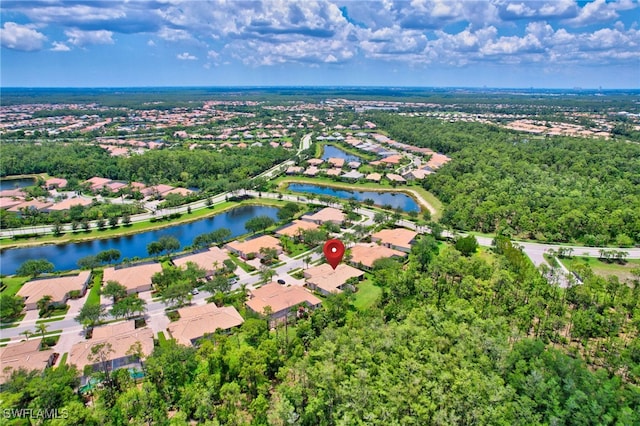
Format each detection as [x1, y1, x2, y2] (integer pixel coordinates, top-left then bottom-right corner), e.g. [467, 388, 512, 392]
[1, 88, 639, 424]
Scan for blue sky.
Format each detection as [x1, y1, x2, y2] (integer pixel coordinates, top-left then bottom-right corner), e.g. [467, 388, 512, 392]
[1, 0, 638, 88]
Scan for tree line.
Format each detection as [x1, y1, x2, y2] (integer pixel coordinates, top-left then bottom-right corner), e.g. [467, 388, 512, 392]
[2, 232, 638, 424]
[372, 113, 640, 245]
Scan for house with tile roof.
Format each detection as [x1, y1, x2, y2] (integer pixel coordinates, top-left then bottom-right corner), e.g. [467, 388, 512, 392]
[103, 263, 163, 295]
[246, 282, 321, 324]
[304, 263, 364, 295]
[301, 207, 345, 226]
[167, 304, 244, 346]
[371, 228, 417, 253]
[0, 340, 55, 384]
[349, 243, 407, 270]
[69, 321, 154, 375]
[225, 235, 282, 260]
[17, 271, 91, 311]
[173, 247, 230, 278]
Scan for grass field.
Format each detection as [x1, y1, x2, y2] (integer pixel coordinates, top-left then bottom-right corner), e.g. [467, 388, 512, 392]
[559, 256, 640, 282]
[0, 276, 29, 296]
[85, 272, 103, 307]
[353, 279, 382, 311]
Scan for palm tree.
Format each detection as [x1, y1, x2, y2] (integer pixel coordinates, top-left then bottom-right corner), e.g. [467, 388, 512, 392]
[34, 323, 48, 348]
[20, 330, 32, 341]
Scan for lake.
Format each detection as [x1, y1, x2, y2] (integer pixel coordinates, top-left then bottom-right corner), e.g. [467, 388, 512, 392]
[288, 183, 420, 212]
[0, 205, 279, 275]
[321, 145, 363, 163]
[0, 177, 35, 191]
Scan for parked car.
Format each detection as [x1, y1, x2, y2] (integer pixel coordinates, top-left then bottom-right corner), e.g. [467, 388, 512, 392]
[277, 279, 286, 285]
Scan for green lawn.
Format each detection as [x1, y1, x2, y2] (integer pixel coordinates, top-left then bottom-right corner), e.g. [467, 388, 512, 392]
[559, 256, 640, 282]
[57, 352, 68, 366]
[0, 276, 29, 296]
[0, 313, 25, 329]
[228, 254, 256, 273]
[85, 272, 103, 307]
[353, 279, 382, 311]
[157, 331, 170, 347]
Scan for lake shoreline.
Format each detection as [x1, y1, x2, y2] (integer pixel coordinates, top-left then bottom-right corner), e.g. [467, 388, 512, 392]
[0, 198, 287, 251]
[278, 177, 440, 217]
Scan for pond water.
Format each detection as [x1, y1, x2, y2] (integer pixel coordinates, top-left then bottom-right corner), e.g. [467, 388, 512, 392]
[321, 145, 363, 163]
[0, 205, 279, 275]
[0, 177, 35, 191]
[288, 183, 420, 212]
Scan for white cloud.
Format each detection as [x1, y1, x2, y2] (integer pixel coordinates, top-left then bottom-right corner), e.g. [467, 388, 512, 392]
[158, 27, 193, 42]
[65, 28, 114, 46]
[0, 22, 47, 51]
[177, 52, 197, 60]
[1, 0, 638, 74]
[564, 0, 634, 27]
[51, 41, 71, 51]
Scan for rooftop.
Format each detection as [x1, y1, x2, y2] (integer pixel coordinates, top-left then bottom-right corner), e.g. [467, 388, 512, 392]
[103, 263, 162, 293]
[371, 228, 418, 249]
[301, 207, 345, 224]
[246, 282, 322, 315]
[173, 247, 230, 272]
[17, 271, 91, 307]
[0, 340, 54, 384]
[304, 263, 364, 294]
[350, 243, 406, 269]
[167, 304, 244, 346]
[275, 219, 320, 237]
[69, 321, 154, 372]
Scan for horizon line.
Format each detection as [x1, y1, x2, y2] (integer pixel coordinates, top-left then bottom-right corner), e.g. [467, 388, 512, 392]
[2, 85, 639, 92]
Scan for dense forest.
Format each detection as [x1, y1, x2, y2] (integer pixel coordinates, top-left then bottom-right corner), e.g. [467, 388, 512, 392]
[372, 114, 640, 246]
[0, 142, 291, 191]
[2, 237, 639, 424]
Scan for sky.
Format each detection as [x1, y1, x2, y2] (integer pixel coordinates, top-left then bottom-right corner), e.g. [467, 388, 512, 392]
[0, 0, 639, 89]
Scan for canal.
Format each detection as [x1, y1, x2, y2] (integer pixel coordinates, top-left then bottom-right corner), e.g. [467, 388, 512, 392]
[1, 205, 280, 275]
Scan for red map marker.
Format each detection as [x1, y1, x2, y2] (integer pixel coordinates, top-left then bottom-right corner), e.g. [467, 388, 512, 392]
[323, 239, 345, 270]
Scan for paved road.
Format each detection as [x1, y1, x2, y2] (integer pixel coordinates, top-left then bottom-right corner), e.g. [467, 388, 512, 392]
[0, 133, 314, 240]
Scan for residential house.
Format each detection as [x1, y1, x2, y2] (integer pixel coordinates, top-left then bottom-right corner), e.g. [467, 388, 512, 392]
[365, 173, 382, 182]
[301, 207, 345, 226]
[8, 200, 53, 214]
[69, 321, 154, 375]
[47, 197, 93, 212]
[0, 340, 56, 384]
[327, 157, 345, 168]
[349, 243, 407, 270]
[17, 271, 91, 311]
[225, 235, 282, 260]
[246, 282, 322, 323]
[304, 263, 364, 295]
[45, 177, 68, 189]
[103, 262, 163, 295]
[275, 219, 320, 239]
[286, 166, 304, 175]
[84, 177, 112, 192]
[341, 170, 364, 180]
[403, 169, 432, 181]
[304, 166, 320, 176]
[167, 304, 244, 346]
[371, 228, 417, 253]
[386, 173, 407, 183]
[173, 247, 230, 278]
